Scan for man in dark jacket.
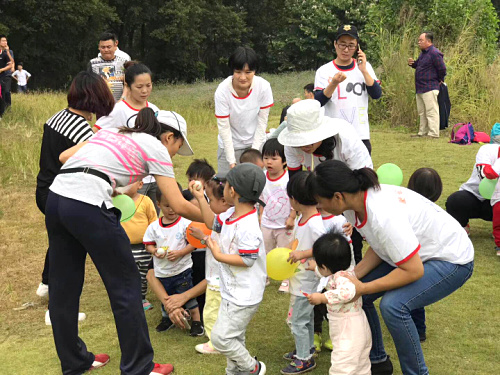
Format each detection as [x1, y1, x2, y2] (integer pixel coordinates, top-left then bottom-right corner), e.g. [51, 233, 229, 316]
[408, 32, 446, 138]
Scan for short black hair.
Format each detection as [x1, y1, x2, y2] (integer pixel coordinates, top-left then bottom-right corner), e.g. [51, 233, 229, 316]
[228, 46, 259, 72]
[0, 35, 6, 40]
[186, 158, 216, 182]
[287, 171, 316, 205]
[280, 105, 290, 124]
[99, 32, 117, 43]
[262, 138, 286, 163]
[423, 31, 434, 43]
[156, 182, 182, 202]
[407, 167, 442, 202]
[240, 149, 262, 164]
[304, 83, 314, 93]
[313, 231, 352, 274]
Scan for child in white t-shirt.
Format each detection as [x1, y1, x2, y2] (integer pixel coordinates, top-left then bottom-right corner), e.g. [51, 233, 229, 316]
[307, 232, 371, 375]
[12, 63, 31, 93]
[143, 185, 203, 337]
[190, 163, 267, 374]
[282, 171, 326, 374]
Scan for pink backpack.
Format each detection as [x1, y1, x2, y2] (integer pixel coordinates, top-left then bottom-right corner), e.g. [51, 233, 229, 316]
[450, 123, 475, 145]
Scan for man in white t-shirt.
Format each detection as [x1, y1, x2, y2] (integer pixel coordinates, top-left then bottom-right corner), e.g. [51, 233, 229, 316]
[314, 25, 382, 154]
[12, 63, 31, 93]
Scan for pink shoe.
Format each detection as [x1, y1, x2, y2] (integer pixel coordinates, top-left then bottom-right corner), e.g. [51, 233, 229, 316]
[195, 342, 221, 354]
[278, 280, 289, 293]
[150, 363, 174, 374]
[88, 354, 110, 371]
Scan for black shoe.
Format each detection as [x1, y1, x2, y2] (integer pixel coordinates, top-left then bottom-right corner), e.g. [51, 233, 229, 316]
[419, 332, 427, 342]
[190, 321, 204, 336]
[371, 356, 393, 375]
[156, 317, 174, 332]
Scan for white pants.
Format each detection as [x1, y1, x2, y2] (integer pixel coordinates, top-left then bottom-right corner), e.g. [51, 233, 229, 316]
[416, 90, 439, 137]
[261, 226, 293, 254]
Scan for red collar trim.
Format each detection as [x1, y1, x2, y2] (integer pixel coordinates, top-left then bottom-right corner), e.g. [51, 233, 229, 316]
[332, 59, 356, 72]
[231, 89, 253, 100]
[266, 169, 287, 182]
[159, 216, 181, 228]
[354, 191, 368, 229]
[122, 100, 149, 111]
[298, 212, 321, 227]
[497, 147, 500, 158]
[322, 215, 335, 220]
[225, 208, 257, 225]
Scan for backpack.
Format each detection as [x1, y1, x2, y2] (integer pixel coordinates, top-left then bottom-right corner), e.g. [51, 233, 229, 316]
[474, 132, 491, 143]
[490, 123, 500, 144]
[450, 123, 474, 145]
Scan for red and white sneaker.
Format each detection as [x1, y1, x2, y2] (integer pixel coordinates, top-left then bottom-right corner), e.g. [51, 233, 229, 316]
[150, 363, 174, 374]
[464, 224, 470, 236]
[89, 354, 110, 371]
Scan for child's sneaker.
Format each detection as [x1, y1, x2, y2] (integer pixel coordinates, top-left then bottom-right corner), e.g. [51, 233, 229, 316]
[156, 317, 174, 332]
[89, 353, 110, 371]
[313, 333, 322, 352]
[195, 342, 220, 354]
[282, 347, 316, 361]
[190, 321, 205, 336]
[464, 224, 470, 235]
[323, 337, 333, 350]
[371, 356, 393, 375]
[45, 310, 86, 326]
[280, 358, 316, 374]
[143, 299, 153, 311]
[278, 280, 289, 293]
[36, 283, 49, 298]
[496, 246, 500, 257]
[250, 358, 266, 374]
[150, 363, 174, 374]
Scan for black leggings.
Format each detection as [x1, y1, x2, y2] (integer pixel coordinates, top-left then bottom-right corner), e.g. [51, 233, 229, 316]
[36, 188, 50, 285]
[445, 190, 492, 226]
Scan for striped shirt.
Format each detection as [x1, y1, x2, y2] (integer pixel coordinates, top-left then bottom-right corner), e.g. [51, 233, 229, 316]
[36, 109, 94, 192]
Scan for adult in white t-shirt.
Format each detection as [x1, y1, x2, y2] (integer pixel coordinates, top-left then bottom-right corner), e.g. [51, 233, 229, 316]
[446, 143, 500, 255]
[214, 46, 274, 174]
[46, 108, 201, 375]
[309, 160, 474, 375]
[313, 24, 381, 154]
[12, 64, 31, 93]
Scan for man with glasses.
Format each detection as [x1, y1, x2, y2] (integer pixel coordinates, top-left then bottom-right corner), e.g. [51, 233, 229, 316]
[408, 32, 446, 138]
[313, 24, 381, 154]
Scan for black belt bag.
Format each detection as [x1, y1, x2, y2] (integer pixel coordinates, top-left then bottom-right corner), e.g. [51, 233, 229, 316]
[59, 167, 112, 186]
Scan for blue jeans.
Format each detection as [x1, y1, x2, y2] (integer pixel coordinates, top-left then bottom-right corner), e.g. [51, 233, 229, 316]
[362, 260, 474, 375]
[158, 268, 198, 319]
[288, 295, 315, 360]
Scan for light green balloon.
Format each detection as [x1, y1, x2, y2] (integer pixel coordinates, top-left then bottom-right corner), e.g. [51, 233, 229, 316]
[478, 178, 498, 200]
[112, 194, 136, 222]
[376, 163, 404, 186]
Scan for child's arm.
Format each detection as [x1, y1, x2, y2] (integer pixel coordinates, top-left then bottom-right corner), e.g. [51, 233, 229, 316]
[285, 210, 296, 230]
[206, 236, 249, 267]
[188, 181, 216, 228]
[166, 244, 196, 262]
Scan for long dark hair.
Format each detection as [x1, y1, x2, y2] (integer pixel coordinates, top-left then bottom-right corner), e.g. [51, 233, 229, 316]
[307, 159, 380, 198]
[314, 135, 337, 160]
[120, 108, 182, 141]
[67, 71, 114, 117]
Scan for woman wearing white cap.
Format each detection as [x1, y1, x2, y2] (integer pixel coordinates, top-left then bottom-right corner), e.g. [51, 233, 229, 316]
[278, 99, 373, 263]
[45, 108, 202, 375]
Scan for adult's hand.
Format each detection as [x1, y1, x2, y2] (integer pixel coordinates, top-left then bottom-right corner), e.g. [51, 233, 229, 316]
[357, 48, 367, 72]
[344, 274, 365, 302]
[230, 163, 236, 169]
[331, 72, 347, 86]
[408, 58, 415, 66]
[164, 293, 189, 313]
[169, 307, 188, 329]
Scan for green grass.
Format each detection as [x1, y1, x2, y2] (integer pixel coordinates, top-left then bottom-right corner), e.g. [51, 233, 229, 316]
[0, 74, 499, 374]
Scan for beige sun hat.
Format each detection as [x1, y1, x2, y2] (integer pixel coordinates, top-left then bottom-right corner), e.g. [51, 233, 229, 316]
[277, 99, 344, 147]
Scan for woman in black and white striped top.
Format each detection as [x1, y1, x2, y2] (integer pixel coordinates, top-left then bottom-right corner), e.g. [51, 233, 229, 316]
[35, 71, 114, 317]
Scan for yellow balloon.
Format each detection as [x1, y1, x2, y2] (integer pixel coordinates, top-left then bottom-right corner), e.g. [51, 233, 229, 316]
[267, 247, 300, 281]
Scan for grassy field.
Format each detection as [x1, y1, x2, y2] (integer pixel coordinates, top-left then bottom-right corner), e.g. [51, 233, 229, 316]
[0, 72, 499, 374]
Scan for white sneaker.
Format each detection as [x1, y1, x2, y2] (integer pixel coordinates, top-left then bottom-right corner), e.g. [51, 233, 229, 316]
[195, 342, 221, 354]
[36, 283, 49, 298]
[45, 310, 87, 326]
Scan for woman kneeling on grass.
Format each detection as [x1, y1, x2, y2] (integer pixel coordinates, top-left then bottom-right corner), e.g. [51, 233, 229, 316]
[46, 107, 202, 375]
[307, 160, 474, 375]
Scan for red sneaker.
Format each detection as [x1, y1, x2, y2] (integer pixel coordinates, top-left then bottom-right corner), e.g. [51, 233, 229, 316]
[89, 354, 110, 371]
[150, 363, 174, 374]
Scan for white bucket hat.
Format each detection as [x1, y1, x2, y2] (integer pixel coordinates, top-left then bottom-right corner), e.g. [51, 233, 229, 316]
[277, 99, 344, 147]
[156, 110, 194, 156]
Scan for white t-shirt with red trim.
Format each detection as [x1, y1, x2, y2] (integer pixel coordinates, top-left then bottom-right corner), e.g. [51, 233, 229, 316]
[260, 170, 291, 229]
[289, 212, 326, 297]
[343, 185, 474, 267]
[214, 75, 274, 149]
[214, 207, 267, 306]
[285, 124, 373, 173]
[460, 144, 500, 205]
[143, 217, 193, 278]
[314, 59, 379, 140]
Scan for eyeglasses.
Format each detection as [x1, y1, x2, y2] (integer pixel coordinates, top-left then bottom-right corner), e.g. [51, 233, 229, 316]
[337, 43, 357, 51]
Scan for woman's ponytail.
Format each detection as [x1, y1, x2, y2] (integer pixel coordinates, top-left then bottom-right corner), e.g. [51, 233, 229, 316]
[120, 107, 162, 138]
[352, 168, 380, 191]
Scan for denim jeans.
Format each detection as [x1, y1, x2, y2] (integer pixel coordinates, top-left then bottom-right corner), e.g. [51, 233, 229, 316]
[158, 268, 198, 319]
[288, 295, 315, 360]
[362, 260, 474, 375]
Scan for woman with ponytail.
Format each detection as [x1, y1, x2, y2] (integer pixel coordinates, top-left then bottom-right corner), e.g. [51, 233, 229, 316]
[307, 160, 474, 375]
[45, 107, 201, 375]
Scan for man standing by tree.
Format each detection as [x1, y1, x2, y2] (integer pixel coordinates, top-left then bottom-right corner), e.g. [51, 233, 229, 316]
[408, 32, 446, 138]
[88, 32, 130, 102]
[0, 35, 15, 110]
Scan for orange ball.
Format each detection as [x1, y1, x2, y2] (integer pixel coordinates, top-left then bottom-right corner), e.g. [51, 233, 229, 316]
[186, 222, 212, 248]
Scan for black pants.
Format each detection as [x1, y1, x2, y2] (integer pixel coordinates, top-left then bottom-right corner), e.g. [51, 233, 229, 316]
[1, 76, 12, 106]
[45, 192, 154, 375]
[35, 188, 50, 286]
[351, 229, 363, 264]
[446, 190, 493, 226]
[362, 139, 372, 155]
[191, 251, 206, 321]
[314, 291, 328, 333]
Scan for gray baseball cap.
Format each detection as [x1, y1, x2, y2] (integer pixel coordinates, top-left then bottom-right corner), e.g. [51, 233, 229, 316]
[226, 163, 266, 207]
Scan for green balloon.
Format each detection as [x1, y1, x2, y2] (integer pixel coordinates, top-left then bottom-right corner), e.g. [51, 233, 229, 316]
[376, 163, 404, 186]
[478, 178, 498, 200]
[112, 194, 136, 222]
